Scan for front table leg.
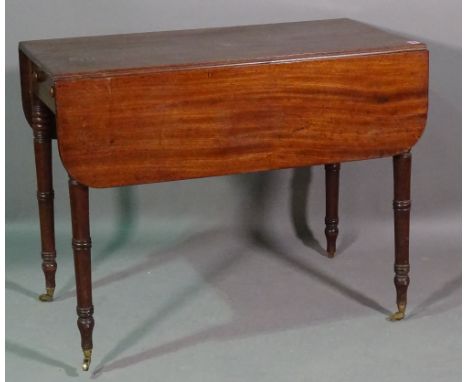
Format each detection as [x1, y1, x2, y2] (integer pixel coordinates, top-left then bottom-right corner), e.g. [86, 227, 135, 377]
[389, 151, 411, 321]
[69, 177, 94, 370]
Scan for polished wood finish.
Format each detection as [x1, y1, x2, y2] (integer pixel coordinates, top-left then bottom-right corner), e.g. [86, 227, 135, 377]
[325, 163, 340, 257]
[19, 51, 57, 133]
[19, 19, 428, 188]
[31, 98, 57, 301]
[18, 19, 429, 370]
[19, 19, 425, 78]
[391, 151, 412, 320]
[56, 50, 427, 187]
[69, 178, 94, 370]
[19, 50, 34, 126]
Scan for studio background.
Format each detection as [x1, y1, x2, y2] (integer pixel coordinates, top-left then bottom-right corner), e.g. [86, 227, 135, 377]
[6, 1, 461, 381]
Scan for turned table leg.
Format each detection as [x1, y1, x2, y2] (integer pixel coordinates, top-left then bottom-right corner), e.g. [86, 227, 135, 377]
[325, 163, 340, 257]
[69, 178, 94, 371]
[31, 99, 57, 302]
[389, 151, 411, 321]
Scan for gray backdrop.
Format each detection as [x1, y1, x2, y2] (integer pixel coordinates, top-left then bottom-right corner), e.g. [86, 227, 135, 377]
[5, 1, 461, 381]
[5, 0, 461, 229]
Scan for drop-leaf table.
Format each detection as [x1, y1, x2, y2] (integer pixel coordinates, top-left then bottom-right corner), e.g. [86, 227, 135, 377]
[19, 18, 428, 371]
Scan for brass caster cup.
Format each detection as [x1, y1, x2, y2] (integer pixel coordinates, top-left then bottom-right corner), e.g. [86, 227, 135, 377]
[388, 311, 405, 321]
[82, 349, 92, 371]
[38, 288, 55, 302]
[388, 304, 406, 321]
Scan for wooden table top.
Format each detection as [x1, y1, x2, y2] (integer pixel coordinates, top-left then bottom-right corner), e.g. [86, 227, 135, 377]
[19, 19, 428, 188]
[19, 18, 425, 79]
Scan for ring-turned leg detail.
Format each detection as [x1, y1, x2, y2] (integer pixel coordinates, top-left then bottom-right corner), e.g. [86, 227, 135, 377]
[69, 178, 94, 370]
[77, 306, 94, 371]
[325, 163, 340, 257]
[389, 152, 411, 321]
[31, 100, 57, 302]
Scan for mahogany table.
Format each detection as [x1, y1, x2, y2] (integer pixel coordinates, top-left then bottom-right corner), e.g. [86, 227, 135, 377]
[18, 18, 428, 371]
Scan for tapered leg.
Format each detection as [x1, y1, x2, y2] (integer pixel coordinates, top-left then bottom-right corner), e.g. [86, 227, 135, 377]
[389, 151, 411, 321]
[31, 100, 57, 302]
[69, 178, 94, 371]
[325, 163, 340, 257]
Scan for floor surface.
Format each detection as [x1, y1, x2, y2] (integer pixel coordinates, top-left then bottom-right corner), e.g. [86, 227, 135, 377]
[6, 216, 461, 381]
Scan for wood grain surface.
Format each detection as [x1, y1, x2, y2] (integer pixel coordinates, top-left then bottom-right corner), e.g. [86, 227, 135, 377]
[19, 18, 425, 78]
[53, 51, 428, 187]
[19, 19, 429, 188]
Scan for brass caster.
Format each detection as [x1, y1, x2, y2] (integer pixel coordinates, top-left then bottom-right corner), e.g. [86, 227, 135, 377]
[327, 251, 336, 258]
[388, 311, 405, 321]
[38, 288, 55, 302]
[388, 304, 406, 321]
[82, 349, 92, 371]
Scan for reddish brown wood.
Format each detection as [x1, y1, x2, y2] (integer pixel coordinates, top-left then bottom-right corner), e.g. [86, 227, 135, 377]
[20, 50, 57, 136]
[69, 178, 94, 369]
[51, 50, 427, 188]
[31, 98, 57, 301]
[325, 163, 340, 257]
[18, 19, 429, 188]
[19, 50, 33, 126]
[391, 151, 411, 320]
[19, 19, 426, 79]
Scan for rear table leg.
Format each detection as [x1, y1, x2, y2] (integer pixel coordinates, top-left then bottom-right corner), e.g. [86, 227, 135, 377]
[325, 163, 340, 257]
[31, 99, 57, 302]
[389, 151, 411, 321]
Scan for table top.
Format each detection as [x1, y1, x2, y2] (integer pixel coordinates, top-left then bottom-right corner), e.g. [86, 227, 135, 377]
[19, 18, 425, 79]
[20, 18, 428, 188]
